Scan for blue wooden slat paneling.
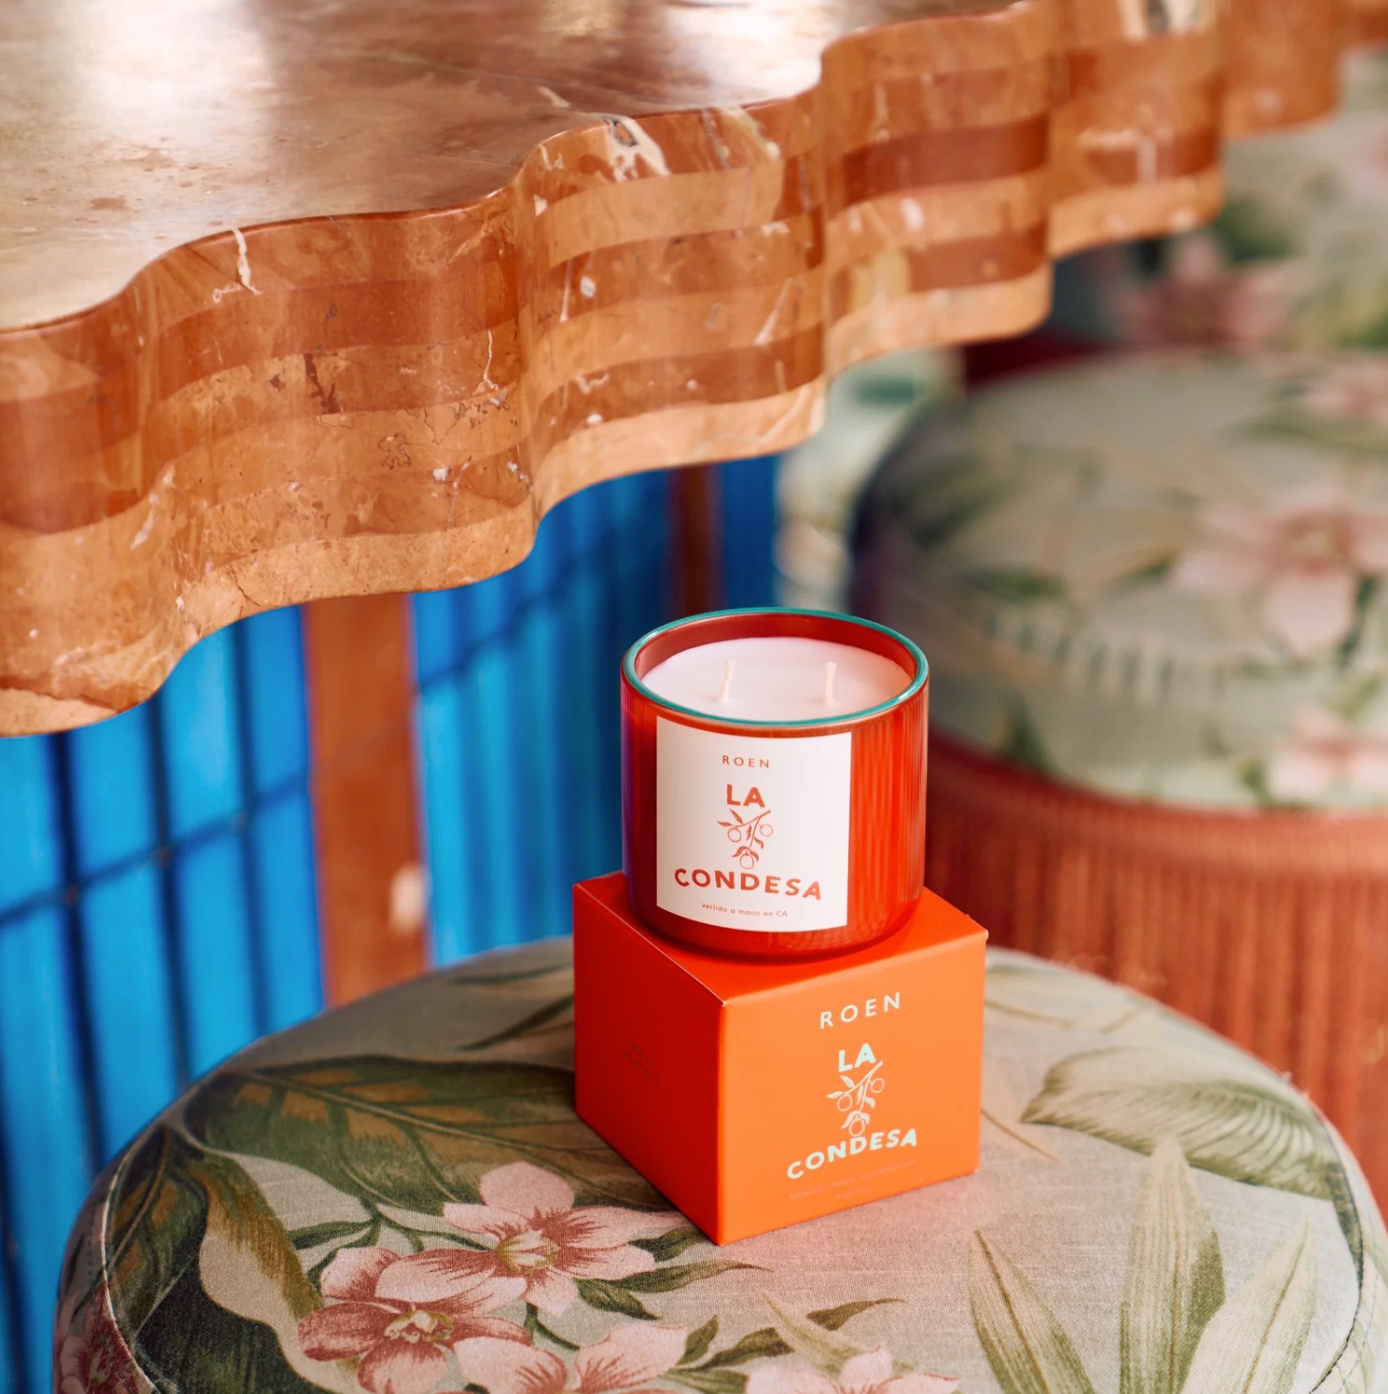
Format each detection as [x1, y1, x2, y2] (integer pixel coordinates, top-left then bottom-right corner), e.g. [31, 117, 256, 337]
[159, 629, 258, 1080]
[173, 834, 259, 1076]
[516, 603, 568, 938]
[555, 487, 608, 886]
[239, 609, 321, 1031]
[719, 453, 778, 609]
[0, 738, 62, 913]
[414, 589, 463, 688]
[561, 553, 611, 881]
[0, 906, 92, 1394]
[66, 710, 158, 879]
[239, 609, 310, 794]
[469, 628, 532, 946]
[160, 630, 244, 840]
[78, 866, 179, 1157]
[417, 677, 475, 962]
[0, 1187, 15, 1394]
[457, 562, 524, 651]
[590, 484, 627, 875]
[0, 736, 71, 1394]
[515, 513, 569, 941]
[414, 468, 693, 958]
[65, 703, 181, 1159]
[250, 792, 321, 1031]
[0, 602, 326, 1394]
[637, 469, 675, 629]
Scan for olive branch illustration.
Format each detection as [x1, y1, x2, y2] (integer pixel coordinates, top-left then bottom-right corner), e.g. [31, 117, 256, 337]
[717, 805, 774, 869]
[827, 1058, 886, 1136]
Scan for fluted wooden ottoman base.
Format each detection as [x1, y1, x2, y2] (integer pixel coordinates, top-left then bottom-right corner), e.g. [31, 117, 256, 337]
[926, 733, 1388, 1202]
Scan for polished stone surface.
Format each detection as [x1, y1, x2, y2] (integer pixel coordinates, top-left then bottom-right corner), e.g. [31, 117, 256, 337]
[0, 0, 1370, 732]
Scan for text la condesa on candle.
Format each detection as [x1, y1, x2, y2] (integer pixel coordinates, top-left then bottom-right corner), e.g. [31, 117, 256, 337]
[672, 867, 823, 898]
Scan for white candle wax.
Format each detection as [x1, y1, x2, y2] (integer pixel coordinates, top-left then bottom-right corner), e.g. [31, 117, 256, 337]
[642, 635, 910, 721]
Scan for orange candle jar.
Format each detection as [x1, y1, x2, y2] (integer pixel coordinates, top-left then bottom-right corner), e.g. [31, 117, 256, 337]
[621, 609, 928, 959]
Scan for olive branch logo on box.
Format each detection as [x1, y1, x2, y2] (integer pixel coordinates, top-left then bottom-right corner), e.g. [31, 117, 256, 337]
[828, 1057, 886, 1136]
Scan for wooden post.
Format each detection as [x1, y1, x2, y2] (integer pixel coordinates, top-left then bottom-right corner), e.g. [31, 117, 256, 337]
[302, 594, 428, 1005]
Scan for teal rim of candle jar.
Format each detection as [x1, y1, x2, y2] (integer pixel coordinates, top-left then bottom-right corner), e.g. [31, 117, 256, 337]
[622, 607, 929, 731]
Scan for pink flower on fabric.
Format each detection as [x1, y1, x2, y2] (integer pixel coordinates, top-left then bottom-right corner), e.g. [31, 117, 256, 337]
[57, 1291, 140, 1394]
[1301, 359, 1388, 429]
[747, 1350, 956, 1394]
[454, 1324, 688, 1394]
[1172, 489, 1388, 656]
[381, 1163, 679, 1316]
[297, 1246, 527, 1394]
[1266, 705, 1388, 802]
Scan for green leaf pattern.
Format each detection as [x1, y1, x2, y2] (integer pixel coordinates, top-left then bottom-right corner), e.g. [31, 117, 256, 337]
[1021, 1047, 1341, 1201]
[53, 948, 1386, 1394]
[971, 1147, 1320, 1394]
[1180, 1218, 1318, 1394]
[969, 1233, 1098, 1394]
[1119, 1140, 1224, 1394]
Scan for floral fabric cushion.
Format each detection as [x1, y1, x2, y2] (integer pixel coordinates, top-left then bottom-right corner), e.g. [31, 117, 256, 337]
[55, 940, 1387, 1394]
[1054, 51, 1388, 351]
[853, 351, 1388, 809]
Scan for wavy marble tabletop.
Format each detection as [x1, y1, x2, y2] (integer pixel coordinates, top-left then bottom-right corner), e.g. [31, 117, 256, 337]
[0, 0, 1374, 732]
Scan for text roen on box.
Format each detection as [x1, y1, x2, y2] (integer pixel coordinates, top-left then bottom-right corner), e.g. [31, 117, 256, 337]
[573, 872, 986, 1245]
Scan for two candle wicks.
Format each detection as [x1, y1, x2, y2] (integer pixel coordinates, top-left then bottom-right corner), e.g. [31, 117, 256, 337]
[715, 659, 838, 707]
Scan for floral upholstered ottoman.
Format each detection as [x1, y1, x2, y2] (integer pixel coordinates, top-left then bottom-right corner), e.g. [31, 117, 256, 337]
[55, 940, 1388, 1394]
[851, 351, 1388, 1203]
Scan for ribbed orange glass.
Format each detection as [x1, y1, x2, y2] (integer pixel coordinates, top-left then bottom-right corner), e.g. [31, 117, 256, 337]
[621, 609, 928, 959]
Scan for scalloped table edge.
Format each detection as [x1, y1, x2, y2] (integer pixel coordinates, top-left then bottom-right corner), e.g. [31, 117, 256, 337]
[0, 0, 1378, 734]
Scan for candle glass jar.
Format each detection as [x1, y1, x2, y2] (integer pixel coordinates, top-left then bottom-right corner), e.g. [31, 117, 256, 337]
[622, 608, 928, 959]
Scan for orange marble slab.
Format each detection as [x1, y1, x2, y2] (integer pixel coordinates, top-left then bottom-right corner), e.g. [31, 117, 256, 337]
[0, 0, 1373, 733]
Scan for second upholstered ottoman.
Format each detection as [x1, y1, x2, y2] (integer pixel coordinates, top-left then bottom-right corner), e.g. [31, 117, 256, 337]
[853, 350, 1388, 1200]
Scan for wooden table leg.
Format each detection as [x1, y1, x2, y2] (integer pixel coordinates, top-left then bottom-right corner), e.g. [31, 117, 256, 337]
[303, 593, 428, 1005]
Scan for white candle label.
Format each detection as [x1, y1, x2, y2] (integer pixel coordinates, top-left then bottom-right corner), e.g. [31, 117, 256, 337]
[655, 718, 852, 932]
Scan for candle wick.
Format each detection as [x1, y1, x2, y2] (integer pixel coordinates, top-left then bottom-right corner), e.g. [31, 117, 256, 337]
[822, 661, 837, 705]
[717, 660, 736, 704]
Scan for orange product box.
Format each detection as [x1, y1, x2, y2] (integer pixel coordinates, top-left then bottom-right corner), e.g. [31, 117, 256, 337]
[573, 872, 986, 1245]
